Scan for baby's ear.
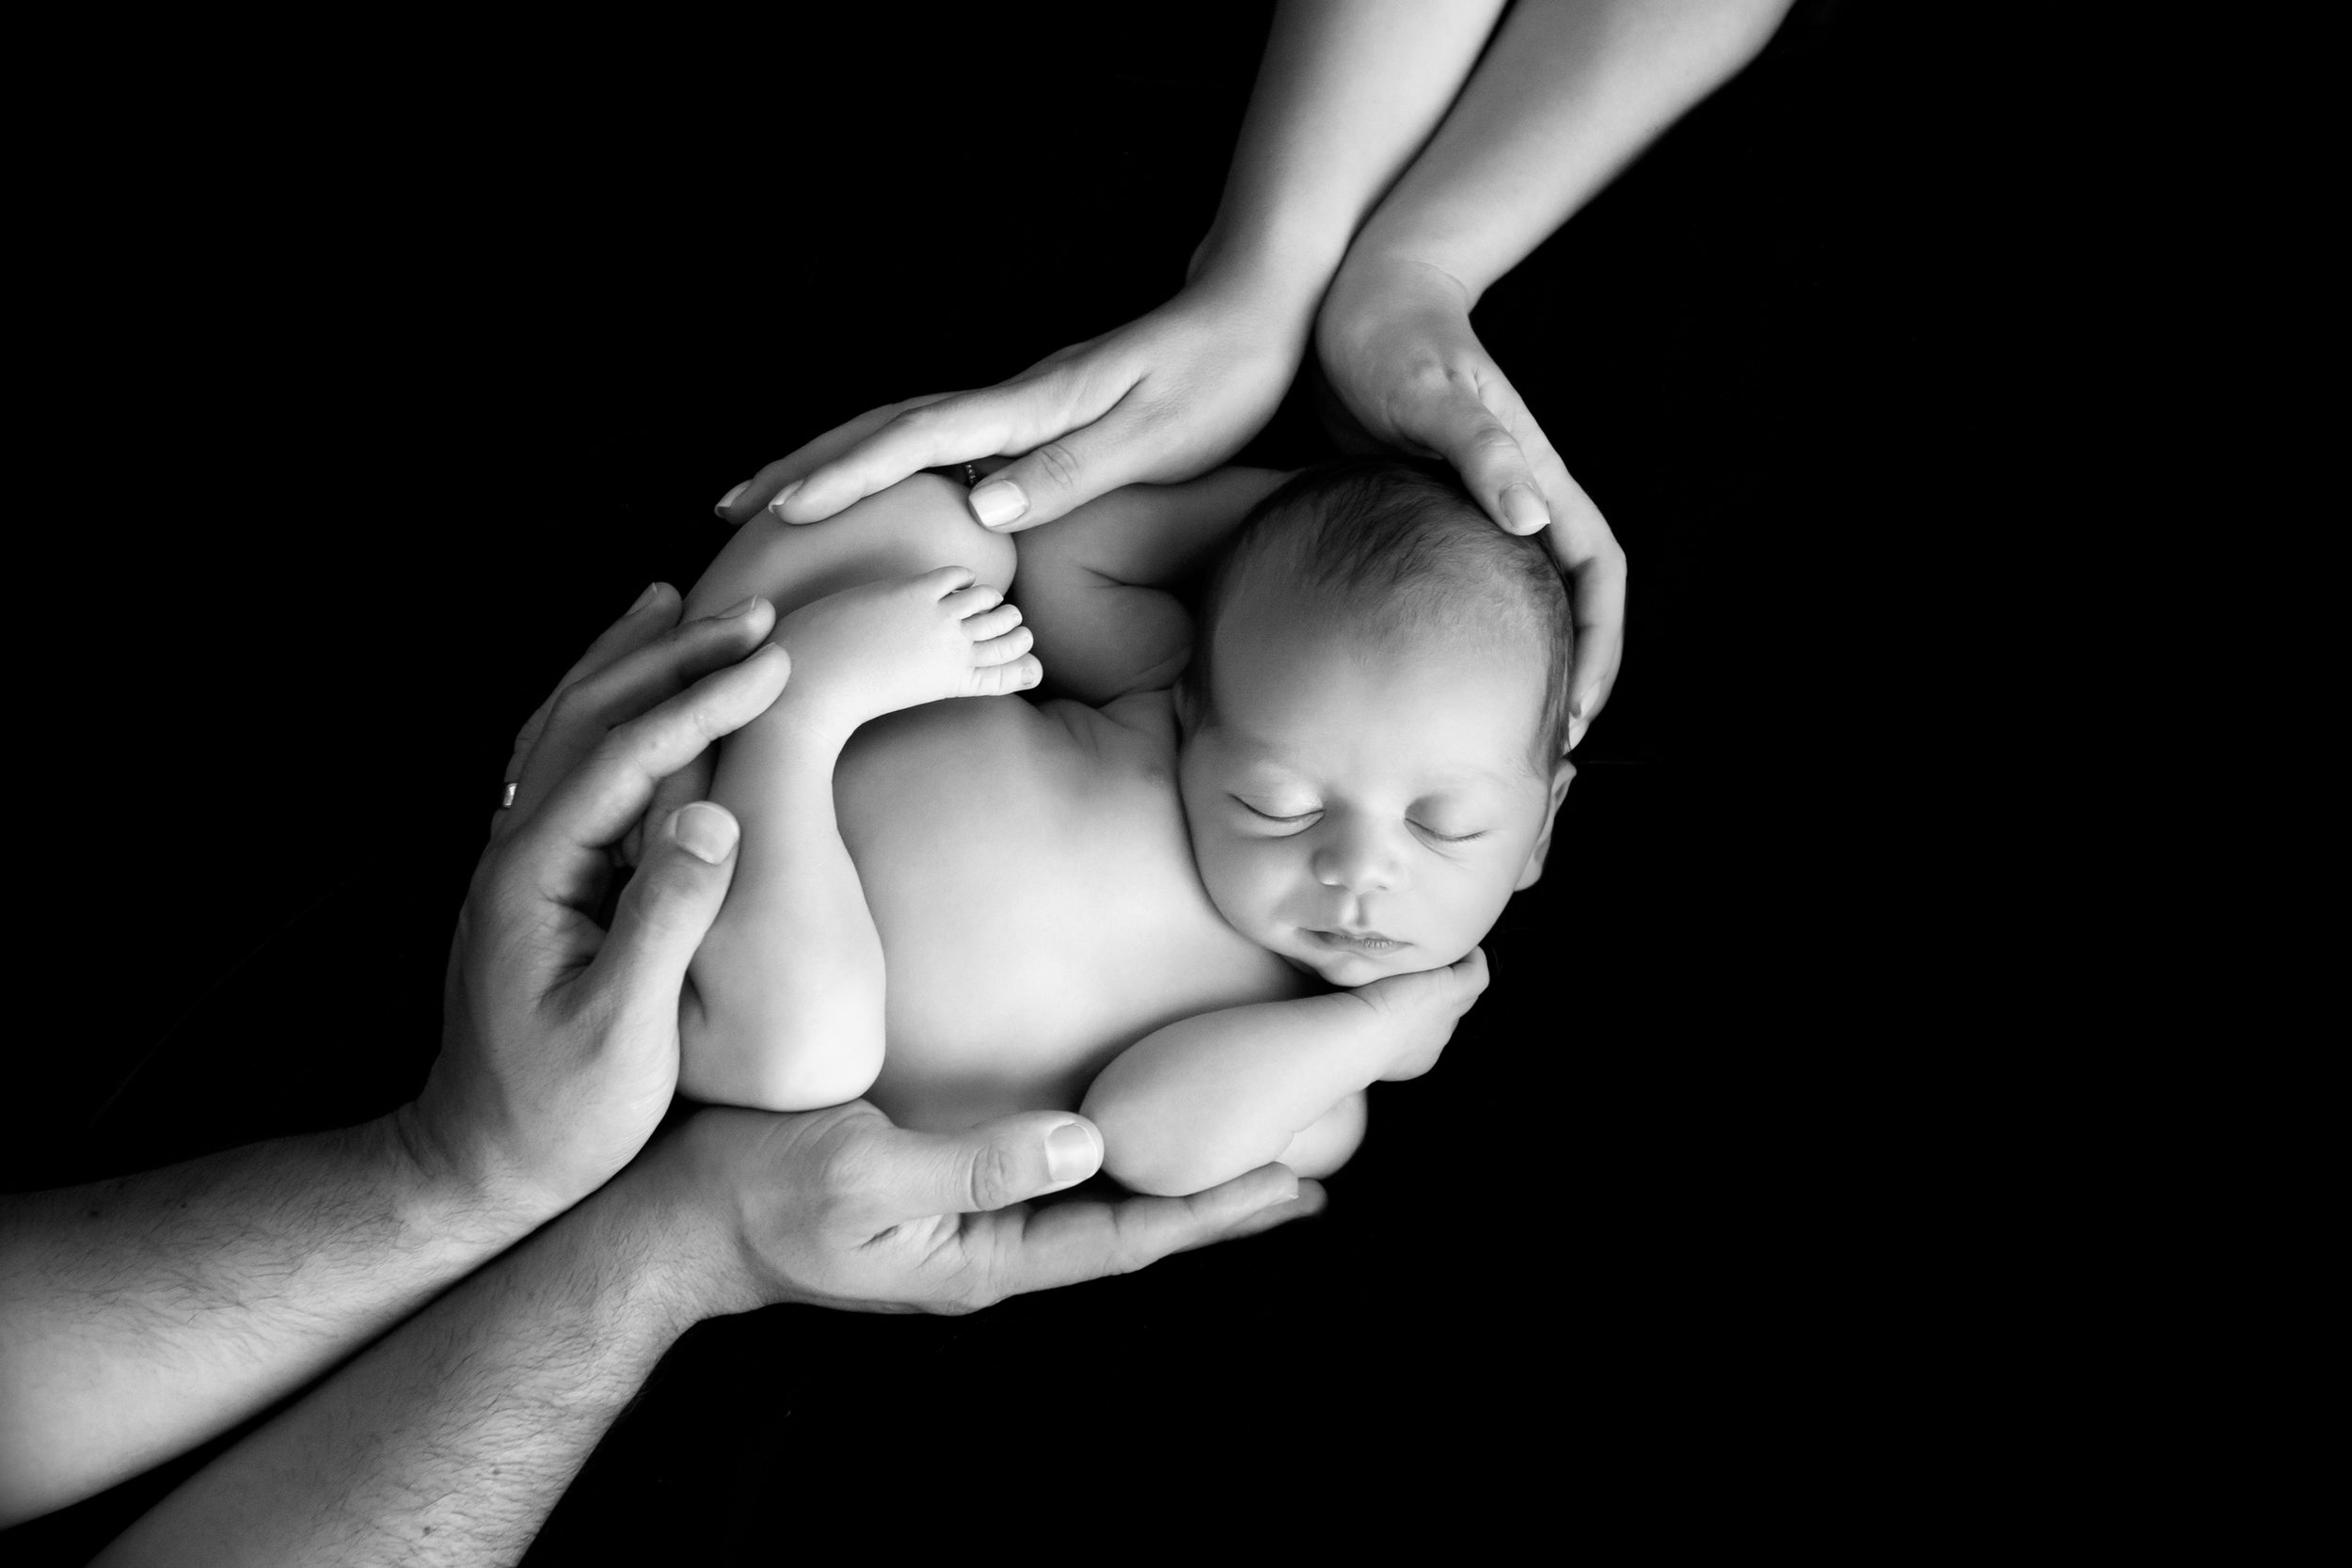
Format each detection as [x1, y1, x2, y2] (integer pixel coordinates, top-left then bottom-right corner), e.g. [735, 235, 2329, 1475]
[1514, 758, 1579, 891]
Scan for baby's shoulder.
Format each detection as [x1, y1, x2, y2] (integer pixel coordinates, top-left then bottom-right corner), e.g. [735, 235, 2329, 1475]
[1033, 688, 1181, 784]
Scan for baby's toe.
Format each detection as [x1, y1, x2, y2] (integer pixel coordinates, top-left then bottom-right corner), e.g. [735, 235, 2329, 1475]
[969, 652, 1043, 695]
[960, 602, 1024, 643]
[914, 564, 978, 599]
[972, 623, 1035, 667]
[943, 583, 1005, 618]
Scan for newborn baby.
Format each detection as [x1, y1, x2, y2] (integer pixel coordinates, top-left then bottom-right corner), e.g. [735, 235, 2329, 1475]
[678, 458, 1576, 1195]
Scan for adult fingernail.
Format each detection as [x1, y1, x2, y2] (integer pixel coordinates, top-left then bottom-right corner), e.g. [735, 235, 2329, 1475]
[970, 481, 1027, 531]
[628, 581, 663, 613]
[766, 481, 804, 520]
[1044, 1121, 1100, 1184]
[669, 802, 739, 864]
[718, 595, 760, 619]
[713, 481, 750, 517]
[1502, 484, 1549, 534]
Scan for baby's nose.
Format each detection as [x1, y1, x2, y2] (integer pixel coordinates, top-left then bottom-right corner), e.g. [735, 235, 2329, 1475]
[1311, 817, 1399, 894]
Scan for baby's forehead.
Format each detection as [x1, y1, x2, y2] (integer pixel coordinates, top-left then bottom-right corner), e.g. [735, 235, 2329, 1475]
[1203, 603, 1549, 778]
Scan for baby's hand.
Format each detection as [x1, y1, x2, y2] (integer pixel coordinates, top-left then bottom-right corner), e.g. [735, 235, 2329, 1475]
[1349, 945, 1489, 1082]
[773, 565, 1041, 736]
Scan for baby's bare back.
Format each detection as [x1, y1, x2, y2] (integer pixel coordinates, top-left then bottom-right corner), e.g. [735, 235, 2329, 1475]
[832, 686, 1306, 1132]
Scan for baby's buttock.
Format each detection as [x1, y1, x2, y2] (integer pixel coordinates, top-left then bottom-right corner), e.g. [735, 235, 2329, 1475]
[833, 694, 1304, 1132]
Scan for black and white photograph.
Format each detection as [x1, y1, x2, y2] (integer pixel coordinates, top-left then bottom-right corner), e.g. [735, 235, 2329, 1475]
[5, 4, 1963, 1560]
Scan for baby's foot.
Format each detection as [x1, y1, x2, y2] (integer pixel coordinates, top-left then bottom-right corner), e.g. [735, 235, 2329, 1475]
[774, 564, 1041, 733]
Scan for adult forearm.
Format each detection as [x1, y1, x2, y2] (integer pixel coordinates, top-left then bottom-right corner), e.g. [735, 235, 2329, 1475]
[1193, 0, 1508, 310]
[1346, 0, 1792, 302]
[0, 1109, 541, 1525]
[93, 1146, 735, 1567]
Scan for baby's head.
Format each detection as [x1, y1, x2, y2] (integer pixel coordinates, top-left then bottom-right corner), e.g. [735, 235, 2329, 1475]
[1176, 459, 1577, 987]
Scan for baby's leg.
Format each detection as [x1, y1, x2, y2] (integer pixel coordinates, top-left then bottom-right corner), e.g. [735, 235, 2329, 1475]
[687, 472, 1016, 621]
[643, 469, 1015, 833]
[683, 563, 1040, 1110]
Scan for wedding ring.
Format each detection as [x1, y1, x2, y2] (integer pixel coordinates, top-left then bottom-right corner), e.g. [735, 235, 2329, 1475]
[500, 781, 518, 810]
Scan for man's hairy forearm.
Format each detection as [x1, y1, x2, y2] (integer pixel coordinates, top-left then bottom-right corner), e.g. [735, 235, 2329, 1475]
[0, 1109, 536, 1523]
[1348, 0, 1794, 301]
[92, 1147, 731, 1568]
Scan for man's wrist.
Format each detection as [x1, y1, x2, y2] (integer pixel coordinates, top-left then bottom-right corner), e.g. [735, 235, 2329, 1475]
[384, 1099, 565, 1254]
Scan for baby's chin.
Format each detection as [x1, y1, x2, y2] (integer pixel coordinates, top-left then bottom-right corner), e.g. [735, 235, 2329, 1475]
[1278, 942, 1416, 989]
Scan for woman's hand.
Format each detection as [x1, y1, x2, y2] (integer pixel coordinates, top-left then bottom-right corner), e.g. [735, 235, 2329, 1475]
[408, 586, 792, 1223]
[671, 1102, 1323, 1317]
[713, 276, 1310, 537]
[1317, 253, 1627, 748]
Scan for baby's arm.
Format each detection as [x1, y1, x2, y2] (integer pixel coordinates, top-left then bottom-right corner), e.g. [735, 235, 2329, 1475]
[1080, 950, 1487, 1196]
[1011, 467, 1291, 704]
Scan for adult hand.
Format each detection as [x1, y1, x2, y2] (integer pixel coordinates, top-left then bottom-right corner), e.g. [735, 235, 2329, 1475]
[673, 1102, 1325, 1316]
[1317, 253, 1627, 749]
[407, 585, 793, 1223]
[712, 276, 1308, 537]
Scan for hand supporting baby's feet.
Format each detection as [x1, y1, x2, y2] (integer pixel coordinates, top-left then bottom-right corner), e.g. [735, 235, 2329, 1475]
[772, 565, 1041, 737]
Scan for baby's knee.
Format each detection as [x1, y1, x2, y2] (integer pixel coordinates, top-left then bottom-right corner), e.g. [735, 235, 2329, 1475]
[833, 473, 1017, 594]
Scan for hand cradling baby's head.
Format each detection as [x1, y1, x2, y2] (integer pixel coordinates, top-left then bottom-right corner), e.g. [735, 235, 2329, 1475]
[1175, 459, 1577, 987]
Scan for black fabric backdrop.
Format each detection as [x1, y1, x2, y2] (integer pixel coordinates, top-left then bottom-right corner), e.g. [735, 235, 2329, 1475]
[8, 5, 1966, 1558]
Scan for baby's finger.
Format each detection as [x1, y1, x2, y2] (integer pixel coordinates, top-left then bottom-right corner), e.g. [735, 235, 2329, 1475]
[777, 372, 1104, 527]
[508, 598, 777, 826]
[1409, 382, 1549, 537]
[506, 643, 790, 910]
[501, 584, 681, 795]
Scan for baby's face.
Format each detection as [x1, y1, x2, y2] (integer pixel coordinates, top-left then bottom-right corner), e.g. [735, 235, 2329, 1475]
[1179, 591, 1566, 988]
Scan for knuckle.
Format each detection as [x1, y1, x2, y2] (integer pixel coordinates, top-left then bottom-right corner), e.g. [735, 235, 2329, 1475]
[1026, 440, 1085, 493]
[963, 1141, 1017, 1210]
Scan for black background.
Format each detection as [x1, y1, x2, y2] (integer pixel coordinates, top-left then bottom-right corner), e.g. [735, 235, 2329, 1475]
[9, 4, 1963, 1558]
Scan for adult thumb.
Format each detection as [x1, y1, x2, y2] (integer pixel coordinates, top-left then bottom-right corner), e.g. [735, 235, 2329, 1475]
[875, 1112, 1105, 1220]
[593, 801, 740, 1025]
[964, 410, 1151, 535]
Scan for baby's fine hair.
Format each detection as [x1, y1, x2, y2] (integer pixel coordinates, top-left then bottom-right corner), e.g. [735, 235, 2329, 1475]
[1183, 457, 1576, 768]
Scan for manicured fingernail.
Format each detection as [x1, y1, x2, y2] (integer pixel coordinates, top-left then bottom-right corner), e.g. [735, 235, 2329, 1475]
[766, 481, 804, 520]
[719, 595, 760, 619]
[969, 480, 1027, 531]
[628, 581, 663, 612]
[713, 482, 750, 517]
[670, 802, 739, 864]
[1044, 1120, 1100, 1184]
[1502, 484, 1549, 534]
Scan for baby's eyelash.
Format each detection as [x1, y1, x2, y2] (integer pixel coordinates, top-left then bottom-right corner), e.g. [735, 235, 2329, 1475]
[1237, 799, 1320, 824]
[1415, 824, 1487, 844]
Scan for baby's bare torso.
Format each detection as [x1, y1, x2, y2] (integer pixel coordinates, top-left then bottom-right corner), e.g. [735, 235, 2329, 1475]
[833, 687, 1309, 1132]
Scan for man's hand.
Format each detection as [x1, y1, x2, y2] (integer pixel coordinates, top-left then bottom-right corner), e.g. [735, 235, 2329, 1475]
[408, 585, 793, 1222]
[712, 277, 1307, 538]
[676, 1102, 1323, 1316]
[1317, 253, 1627, 749]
